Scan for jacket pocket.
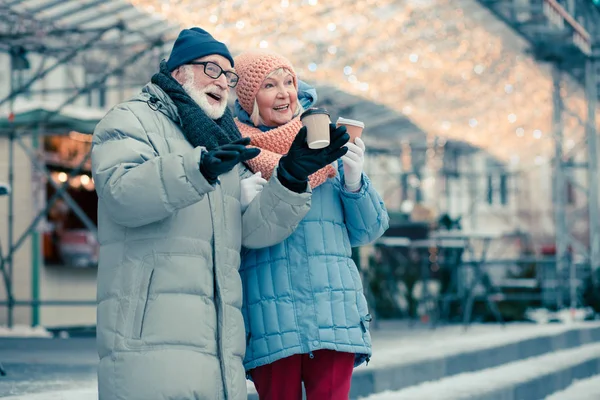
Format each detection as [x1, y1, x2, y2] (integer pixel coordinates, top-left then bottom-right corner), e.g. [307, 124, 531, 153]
[360, 314, 372, 333]
[131, 267, 155, 340]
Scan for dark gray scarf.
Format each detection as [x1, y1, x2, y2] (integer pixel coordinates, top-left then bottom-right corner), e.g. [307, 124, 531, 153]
[151, 61, 241, 150]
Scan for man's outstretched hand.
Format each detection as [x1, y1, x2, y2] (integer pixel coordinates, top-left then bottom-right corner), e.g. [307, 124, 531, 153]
[200, 137, 260, 184]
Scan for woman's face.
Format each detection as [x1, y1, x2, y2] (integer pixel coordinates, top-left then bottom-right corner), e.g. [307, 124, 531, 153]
[255, 70, 297, 127]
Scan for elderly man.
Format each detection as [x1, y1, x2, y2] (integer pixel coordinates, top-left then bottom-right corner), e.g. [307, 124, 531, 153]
[91, 27, 349, 400]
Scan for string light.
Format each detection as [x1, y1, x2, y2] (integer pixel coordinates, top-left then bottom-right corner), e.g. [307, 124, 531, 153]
[129, 0, 592, 165]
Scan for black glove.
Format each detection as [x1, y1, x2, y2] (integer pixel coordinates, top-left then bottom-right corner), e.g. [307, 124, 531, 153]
[200, 137, 260, 184]
[278, 124, 350, 192]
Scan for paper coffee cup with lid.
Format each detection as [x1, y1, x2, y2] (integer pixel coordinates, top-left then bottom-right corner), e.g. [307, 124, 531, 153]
[336, 117, 365, 143]
[301, 108, 331, 149]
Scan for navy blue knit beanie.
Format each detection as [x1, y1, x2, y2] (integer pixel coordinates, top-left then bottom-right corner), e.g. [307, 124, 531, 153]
[166, 27, 234, 71]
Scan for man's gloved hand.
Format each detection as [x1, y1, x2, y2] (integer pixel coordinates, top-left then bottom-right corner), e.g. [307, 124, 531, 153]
[342, 137, 365, 192]
[240, 172, 267, 212]
[200, 137, 260, 184]
[277, 124, 350, 192]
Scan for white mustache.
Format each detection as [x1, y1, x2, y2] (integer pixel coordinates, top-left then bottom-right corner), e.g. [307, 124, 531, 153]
[203, 86, 226, 98]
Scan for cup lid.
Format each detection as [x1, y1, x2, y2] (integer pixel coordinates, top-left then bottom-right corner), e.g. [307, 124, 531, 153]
[301, 107, 330, 120]
[336, 117, 365, 129]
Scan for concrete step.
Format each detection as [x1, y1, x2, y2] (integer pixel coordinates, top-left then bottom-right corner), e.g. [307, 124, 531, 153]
[363, 341, 600, 400]
[349, 324, 600, 399]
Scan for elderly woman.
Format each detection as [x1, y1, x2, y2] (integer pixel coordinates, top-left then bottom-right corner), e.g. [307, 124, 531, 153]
[234, 50, 389, 400]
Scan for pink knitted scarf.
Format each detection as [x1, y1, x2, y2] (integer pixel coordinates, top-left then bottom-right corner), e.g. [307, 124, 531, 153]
[235, 117, 336, 188]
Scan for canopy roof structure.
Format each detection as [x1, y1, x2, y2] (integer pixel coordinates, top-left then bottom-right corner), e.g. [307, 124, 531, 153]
[0, 0, 179, 78]
[2, 0, 599, 163]
[0, 99, 106, 135]
[122, 0, 600, 164]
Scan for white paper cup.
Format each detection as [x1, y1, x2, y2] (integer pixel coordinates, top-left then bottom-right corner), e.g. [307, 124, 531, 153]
[301, 108, 331, 149]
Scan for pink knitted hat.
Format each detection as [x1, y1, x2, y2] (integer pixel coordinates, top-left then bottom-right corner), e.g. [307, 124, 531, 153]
[234, 50, 298, 115]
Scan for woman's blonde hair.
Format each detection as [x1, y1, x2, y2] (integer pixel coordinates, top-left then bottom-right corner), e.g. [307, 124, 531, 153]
[250, 68, 304, 127]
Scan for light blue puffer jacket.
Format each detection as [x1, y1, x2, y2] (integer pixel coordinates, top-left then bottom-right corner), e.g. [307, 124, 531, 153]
[240, 163, 389, 371]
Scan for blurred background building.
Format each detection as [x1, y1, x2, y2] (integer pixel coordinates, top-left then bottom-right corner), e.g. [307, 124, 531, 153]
[1, 0, 600, 330]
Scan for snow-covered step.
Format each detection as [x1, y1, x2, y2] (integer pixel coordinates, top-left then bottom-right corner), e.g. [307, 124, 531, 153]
[545, 374, 600, 400]
[349, 323, 600, 399]
[361, 341, 600, 400]
[1, 389, 96, 400]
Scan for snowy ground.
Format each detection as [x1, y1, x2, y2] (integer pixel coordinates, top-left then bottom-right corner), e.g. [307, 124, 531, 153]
[0, 325, 51, 338]
[9, 373, 600, 400]
[0, 337, 97, 398]
[2, 321, 600, 399]
[545, 375, 600, 400]
[360, 341, 600, 399]
[1, 388, 97, 400]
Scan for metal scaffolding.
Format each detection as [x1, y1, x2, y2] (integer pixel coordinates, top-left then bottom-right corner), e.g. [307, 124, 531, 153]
[0, 0, 181, 328]
[478, 0, 600, 308]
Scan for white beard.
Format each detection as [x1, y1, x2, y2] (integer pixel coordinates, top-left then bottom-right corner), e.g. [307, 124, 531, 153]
[181, 69, 228, 120]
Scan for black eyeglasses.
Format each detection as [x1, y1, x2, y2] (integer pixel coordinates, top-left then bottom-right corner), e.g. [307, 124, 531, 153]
[188, 61, 239, 88]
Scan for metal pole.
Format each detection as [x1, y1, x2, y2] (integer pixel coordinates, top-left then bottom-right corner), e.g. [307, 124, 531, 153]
[552, 65, 567, 310]
[7, 134, 14, 328]
[0, 232, 12, 316]
[0, 299, 96, 306]
[6, 65, 17, 328]
[586, 46, 600, 291]
[31, 123, 42, 327]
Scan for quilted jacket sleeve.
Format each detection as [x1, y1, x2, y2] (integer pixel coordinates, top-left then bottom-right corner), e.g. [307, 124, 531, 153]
[242, 165, 312, 249]
[91, 104, 216, 228]
[339, 166, 389, 247]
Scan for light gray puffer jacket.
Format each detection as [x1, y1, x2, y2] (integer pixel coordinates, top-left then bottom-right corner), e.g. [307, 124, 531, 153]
[92, 83, 311, 400]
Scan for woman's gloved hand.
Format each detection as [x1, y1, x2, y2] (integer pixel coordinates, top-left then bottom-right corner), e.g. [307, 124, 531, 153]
[277, 124, 349, 192]
[341, 137, 365, 192]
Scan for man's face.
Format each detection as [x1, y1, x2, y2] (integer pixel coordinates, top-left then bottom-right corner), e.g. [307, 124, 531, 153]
[173, 54, 232, 120]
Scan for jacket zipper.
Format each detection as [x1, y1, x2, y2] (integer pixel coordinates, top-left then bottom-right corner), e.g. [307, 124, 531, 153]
[208, 193, 229, 399]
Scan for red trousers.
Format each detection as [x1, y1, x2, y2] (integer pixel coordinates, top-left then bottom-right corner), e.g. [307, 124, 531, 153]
[250, 350, 355, 400]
